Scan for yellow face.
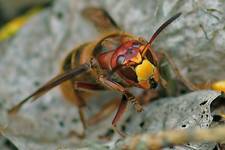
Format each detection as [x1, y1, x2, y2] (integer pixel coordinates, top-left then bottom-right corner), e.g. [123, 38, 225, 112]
[135, 59, 156, 89]
[115, 41, 158, 89]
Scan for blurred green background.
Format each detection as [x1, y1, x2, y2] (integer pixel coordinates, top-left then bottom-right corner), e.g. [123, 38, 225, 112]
[0, 0, 53, 26]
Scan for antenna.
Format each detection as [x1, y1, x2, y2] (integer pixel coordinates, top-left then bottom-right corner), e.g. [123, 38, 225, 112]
[142, 12, 182, 55]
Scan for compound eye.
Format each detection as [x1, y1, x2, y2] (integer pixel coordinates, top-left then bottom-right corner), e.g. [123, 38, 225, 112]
[117, 55, 125, 65]
[149, 77, 158, 89]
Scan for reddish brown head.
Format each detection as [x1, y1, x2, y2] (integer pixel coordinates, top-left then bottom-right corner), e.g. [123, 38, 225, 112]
[99, 13, 181, 89]
[110, 40, 159, 89]
[110, 13, 181, 89]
